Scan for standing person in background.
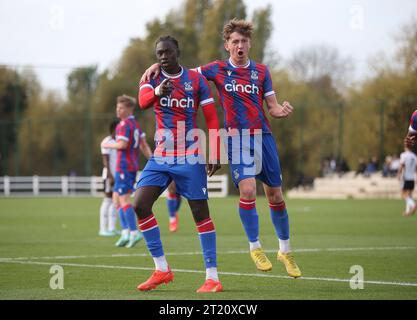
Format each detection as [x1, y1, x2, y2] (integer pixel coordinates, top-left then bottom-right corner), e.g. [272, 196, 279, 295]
[398, 143, 417, 217]
[99, 119, 119, 236]
[102, 95, 152, 248]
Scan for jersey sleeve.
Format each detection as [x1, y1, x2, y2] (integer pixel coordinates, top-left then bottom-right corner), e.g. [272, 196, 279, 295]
[138, 78, 158, 109]
[100, 137, 110, 155]
[198, 75, 215, 108]
[116, 122, 130, 142]
[409, 110, 417, 133]
[263, 67, 275, 98]
[196, 61, 220, 81]
[139, 78, 156, 91]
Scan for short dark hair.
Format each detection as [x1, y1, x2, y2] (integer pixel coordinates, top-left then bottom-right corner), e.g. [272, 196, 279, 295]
[117, 94, 136, 108]
[155, 35, 180, 51]
[109, 119, 119, 134]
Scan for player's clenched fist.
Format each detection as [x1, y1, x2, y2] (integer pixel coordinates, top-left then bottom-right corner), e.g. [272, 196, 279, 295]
[281, 101, 293, 116]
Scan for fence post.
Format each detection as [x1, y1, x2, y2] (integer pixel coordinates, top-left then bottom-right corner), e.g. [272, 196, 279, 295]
[33, 175, 39, 196]
[4, 176, 10, 196]
[61, 176, 68, 196]
[221, 175, 228, 197]
[90, 176, 98, 196]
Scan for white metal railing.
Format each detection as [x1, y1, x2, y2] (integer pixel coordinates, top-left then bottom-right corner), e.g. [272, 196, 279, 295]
[0, 174, 228, 198]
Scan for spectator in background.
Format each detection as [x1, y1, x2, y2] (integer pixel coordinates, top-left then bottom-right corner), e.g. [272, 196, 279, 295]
[330, 156, 337, 173]
[389, 154, 400, 177]
[356, 158, 367, 176]
[336, 157, 350, 176]
[321, 157, 331, 177]
[365, 156, 379, 176]
[383, 155, 392, 177]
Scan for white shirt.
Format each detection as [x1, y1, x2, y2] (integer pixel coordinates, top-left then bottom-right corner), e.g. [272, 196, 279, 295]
[101, 136, 117, 176]
[389, 158, 400, 171]
[400, 151, 417, 181]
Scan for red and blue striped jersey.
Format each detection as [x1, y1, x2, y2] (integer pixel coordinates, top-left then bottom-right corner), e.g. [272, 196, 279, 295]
[115, 116, 142, 172]
[139, 66, 215, 157]
[409, 110, 417, 133]
[197, 58, 275, 134]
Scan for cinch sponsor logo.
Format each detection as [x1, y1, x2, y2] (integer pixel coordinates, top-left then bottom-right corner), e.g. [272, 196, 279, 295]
[160, 96, 195, 108]
[225, 80, 259, 94]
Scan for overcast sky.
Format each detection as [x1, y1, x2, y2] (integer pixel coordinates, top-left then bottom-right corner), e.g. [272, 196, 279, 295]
[0, 0, 416, 93]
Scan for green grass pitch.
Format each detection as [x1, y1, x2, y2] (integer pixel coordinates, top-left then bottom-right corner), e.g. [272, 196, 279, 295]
[0, 196, 416, 300]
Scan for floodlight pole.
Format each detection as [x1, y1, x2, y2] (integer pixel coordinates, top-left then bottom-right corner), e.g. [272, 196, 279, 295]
[379, 99, 385, 166]
[84, 81, 92, 176]
[337, 101, 344, 160]
[13, 69, 20, 176]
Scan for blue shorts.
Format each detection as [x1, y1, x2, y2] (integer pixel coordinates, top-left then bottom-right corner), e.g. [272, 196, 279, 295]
[227, 133, 282, 188]
[135, 156, 208, 200]
[114, 171, 137, 195]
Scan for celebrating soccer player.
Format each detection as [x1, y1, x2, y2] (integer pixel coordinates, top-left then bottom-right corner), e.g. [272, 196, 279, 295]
[134, 36, 223, 293]
[102, 95, 152, 248]
[141, 19, 302, 278]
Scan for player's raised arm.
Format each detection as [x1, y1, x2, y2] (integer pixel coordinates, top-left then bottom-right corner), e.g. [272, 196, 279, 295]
[140, 63, 161, 82]
[265, 95, 293, 119]
[141, 63, 203, 83]
[261, 64, 293, 119]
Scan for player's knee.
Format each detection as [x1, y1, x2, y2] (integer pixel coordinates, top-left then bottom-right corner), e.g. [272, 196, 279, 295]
[134, 199, 152, 219]
[189, 200, 209, 222]
[240, 185, 256, 199]
[267, 193, 284, 204]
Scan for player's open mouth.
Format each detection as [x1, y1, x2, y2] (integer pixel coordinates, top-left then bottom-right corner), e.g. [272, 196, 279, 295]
[238, 50, 244, 56]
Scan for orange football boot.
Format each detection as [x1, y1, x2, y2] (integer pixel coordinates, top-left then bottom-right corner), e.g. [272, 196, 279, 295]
[137, 269, 174, 291]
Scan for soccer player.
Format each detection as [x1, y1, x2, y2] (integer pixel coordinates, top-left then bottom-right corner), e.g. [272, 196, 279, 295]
[141, 19, 301, 278]
[398, 143, 417, 216]
[102, 95, 152, 248]
[166, 181, 182, 232]
[99, 119, 119, 236]
[134, 36, 223, 293]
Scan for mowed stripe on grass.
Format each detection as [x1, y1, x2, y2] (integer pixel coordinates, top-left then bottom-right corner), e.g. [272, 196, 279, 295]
[1, 197, 417, 299]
